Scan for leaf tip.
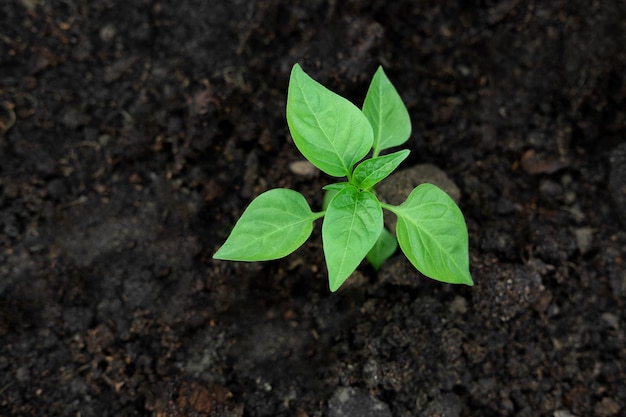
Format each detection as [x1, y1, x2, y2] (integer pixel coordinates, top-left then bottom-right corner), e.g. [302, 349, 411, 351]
[328, 269, 352, 293]
[212, 248, 228, 260]
[292, 62, 302, 71]
[461, 273, 474, 286]
[213, 243, 238, 261]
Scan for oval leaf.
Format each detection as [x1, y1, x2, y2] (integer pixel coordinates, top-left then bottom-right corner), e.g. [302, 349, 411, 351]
[362, 66, 412, 156]
[213, 189, 321, 261]
[287, 64, 373, 177]
[322, 186, 383, 291]
[353, 149, 410, 190]
[387, 184, 472, 285]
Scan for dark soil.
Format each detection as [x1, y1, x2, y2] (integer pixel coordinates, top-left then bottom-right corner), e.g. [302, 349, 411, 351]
[1, 1, 625, 416]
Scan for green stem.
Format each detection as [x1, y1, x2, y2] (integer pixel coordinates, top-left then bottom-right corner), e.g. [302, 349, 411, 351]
[379, 202, 398, 214]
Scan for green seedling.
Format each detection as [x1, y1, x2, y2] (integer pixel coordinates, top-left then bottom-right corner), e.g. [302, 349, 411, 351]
[214, 64, 472, 292]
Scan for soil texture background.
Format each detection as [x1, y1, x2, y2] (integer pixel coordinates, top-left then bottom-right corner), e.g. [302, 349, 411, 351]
[1, 1, 626, 416]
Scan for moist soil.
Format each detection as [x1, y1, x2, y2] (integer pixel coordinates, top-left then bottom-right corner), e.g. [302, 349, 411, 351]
[1, 1, 626, 416]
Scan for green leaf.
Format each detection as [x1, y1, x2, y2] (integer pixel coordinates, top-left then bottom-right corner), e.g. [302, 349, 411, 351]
[287, 64, 374, 178]
[362, 66, 412, 156]
[352, 149, 410, 190]
[385, 184, 472, 285]
[366, 227, 398, 270]
[213, 189, 322, 261]
[322, 186, 383, 291]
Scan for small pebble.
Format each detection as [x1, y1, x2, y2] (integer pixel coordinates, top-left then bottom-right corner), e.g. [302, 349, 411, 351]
[600, 312, 619, 329]
[553, 410, 577, 417]
[574, 227, 594, 255]
[449, 295, 468, 314]
[99, 24, 117, 42]
[328, 387, 391, 417]
[289, 160, 318, 178]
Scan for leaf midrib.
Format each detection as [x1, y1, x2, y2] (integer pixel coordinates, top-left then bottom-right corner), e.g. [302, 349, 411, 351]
[298, 78, 351, 176]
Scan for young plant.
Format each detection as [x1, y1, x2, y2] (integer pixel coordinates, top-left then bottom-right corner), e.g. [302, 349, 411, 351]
[213, 64, 472, 292]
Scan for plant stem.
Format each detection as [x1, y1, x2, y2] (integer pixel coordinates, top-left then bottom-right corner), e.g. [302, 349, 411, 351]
[379, 202, 398, 214]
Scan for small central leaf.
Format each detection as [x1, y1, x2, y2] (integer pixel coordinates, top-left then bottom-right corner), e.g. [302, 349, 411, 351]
[322, 185, 383, 291]
[287, 64, 373, 178]
[352, 149, 410, 190]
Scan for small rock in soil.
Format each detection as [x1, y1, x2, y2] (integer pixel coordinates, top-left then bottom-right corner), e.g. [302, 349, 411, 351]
[574, 227, 594, 255]
[553, 410, 577, 417]
[289, 160, 318, 178]
[15, 365, 30, 383]
[539, 179, 563, 199]
[600, 312, 619, 329]
[448, 295, 468, 314]
[328, 387, 391, 417]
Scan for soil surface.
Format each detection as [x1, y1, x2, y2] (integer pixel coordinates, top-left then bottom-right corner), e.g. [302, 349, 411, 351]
[1, 1, 626, 416]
